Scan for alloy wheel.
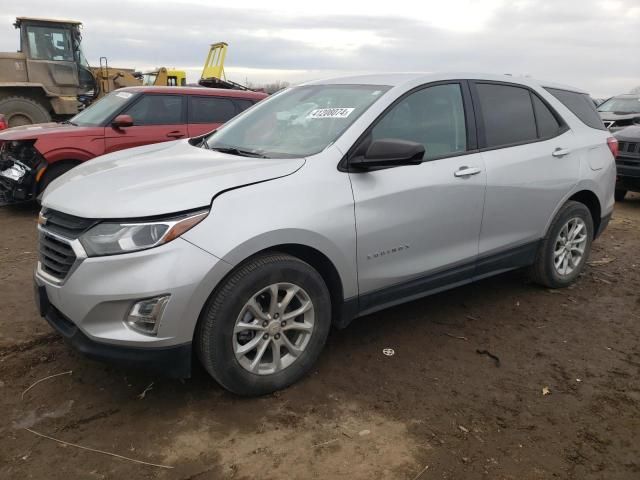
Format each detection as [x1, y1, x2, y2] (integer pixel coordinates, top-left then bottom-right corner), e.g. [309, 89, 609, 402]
[233, 282, 315, 375]
[553, 217, 588, 276]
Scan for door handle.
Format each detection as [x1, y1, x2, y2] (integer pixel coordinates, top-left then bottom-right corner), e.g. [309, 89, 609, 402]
[454, 166, 482, 178]
[552, 147, 571, 157]
[166, 131, 184, 138]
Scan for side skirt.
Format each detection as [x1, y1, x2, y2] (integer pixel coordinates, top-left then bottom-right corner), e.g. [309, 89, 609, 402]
[336, 240, 540, 328]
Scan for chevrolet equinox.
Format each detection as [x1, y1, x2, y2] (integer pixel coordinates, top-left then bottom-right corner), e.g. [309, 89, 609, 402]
[35, 73, 616, 395]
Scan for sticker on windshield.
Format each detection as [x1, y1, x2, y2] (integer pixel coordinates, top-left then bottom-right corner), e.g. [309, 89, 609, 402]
[307, 108, 355, 119]
[116, 92, 133, 99]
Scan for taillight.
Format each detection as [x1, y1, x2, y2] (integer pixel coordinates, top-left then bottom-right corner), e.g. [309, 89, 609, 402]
[607, 137, 618, 158]
[0, 115, 7, 131]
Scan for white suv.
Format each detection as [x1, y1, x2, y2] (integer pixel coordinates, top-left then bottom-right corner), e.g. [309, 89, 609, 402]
[34, 73, 616, 395]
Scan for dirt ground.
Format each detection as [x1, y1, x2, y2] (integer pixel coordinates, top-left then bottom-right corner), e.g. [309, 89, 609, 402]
[0, 196, 639, 480]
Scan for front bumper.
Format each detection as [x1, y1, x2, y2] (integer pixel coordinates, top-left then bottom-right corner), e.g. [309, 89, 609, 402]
[36, 284, 192, 377]
[34, 236, 233, 377]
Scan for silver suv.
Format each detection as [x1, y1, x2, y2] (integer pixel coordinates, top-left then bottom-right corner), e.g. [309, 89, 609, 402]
[35, 73, 616, 395]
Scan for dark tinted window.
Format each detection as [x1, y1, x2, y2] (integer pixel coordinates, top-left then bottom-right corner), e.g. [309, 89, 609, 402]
[371, 83, 467, 159]
[545, 88, 606, 130]
[234, 99, 254, 112]
[476, 84, 537, 147]
[532, 94, 562, 138]
[124, 95, 183, 125]
[189, 96, 236, 123]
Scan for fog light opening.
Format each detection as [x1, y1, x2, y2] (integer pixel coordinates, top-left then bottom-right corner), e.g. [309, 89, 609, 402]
[126, 295, 170, 335]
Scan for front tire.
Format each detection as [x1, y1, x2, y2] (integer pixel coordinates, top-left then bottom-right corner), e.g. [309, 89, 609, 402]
[37, 162, 78, 202]
[530, 201, 593, 288]
[196, 253, 331, 396]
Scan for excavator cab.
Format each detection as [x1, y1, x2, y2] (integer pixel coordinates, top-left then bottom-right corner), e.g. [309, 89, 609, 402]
[140, 68, 187, 87]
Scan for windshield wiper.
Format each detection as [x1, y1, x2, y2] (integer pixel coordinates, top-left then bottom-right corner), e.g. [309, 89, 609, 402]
[62, 120, 78, 126]
[209, 146, 269, 158]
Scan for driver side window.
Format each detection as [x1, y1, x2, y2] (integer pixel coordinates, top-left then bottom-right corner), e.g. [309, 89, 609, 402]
[371, 83, 467, 160]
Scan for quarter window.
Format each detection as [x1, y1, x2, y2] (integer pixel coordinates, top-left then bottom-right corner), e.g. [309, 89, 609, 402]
[371, 83, 467, 159]
[476, 84, 538, 148]
[188, 97, 236, 123]
[124, 95, 183, 125]
[532, 94, 562, 138]
[545, 87, 606, 131]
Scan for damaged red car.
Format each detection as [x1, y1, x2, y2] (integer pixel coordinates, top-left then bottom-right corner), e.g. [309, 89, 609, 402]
[0, 86, 267, 205]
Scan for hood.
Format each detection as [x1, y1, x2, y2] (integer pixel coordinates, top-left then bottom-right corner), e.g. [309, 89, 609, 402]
[614, 125, 640, 142]
[0, 122, 102, 141]
[42, 140, 305, 218]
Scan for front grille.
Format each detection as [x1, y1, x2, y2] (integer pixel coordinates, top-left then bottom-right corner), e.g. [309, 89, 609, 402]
[38, 209, 95, 281]
[40, 208, 97, 238]
[39, 231, 77, 280]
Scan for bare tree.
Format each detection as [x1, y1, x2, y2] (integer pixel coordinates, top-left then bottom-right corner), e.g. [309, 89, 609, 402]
[245, 80, 290, 94]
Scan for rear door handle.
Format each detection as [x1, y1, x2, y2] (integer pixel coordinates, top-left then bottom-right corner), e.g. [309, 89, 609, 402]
[166, 131, 184, 138]
[454, 166, 482, 178]
[552, 148, 571, 157]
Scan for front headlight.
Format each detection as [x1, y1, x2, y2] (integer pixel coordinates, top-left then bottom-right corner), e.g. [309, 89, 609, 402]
[79, 209, 209, 257]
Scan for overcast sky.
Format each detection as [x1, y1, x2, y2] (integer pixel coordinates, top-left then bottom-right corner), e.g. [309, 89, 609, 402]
[2, 0, 639, 97]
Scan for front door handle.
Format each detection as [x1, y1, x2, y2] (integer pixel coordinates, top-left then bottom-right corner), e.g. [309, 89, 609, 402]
[552, 147, 571, 157]
[454, 166, 482, 178]
[166, 131, 184, 138]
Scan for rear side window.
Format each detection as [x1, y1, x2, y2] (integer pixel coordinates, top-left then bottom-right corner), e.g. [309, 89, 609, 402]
[531, 94, 563, 138]
[123, 95, 183, 125]
[476, 83, 537, 147]
[234, 99, 254, 112]
[188, 96, 236, 123]
[545, 88, 606, 130]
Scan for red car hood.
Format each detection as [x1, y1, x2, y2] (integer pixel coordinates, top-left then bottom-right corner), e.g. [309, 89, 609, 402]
[0, 122, 103, 141]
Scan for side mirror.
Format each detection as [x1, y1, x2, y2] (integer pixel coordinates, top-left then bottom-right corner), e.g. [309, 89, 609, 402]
[112, 114, 133, 129]
[350, 138, 425, 169]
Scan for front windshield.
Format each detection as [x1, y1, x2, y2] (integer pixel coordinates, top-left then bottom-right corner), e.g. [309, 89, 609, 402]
[205, 84, 391, 158]
[26, 25, 74, 62]
[70, 91, 138, 126]
[597, 97, 640, 114]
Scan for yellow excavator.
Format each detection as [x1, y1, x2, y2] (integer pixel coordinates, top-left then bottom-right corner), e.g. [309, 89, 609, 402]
[0, 17, 186, 126]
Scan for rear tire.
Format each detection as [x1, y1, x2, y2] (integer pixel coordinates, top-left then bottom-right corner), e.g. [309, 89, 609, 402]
[196, 253, 331, 396]
[614, 189, 627, 202]
[0, 96, 51, 127]
[530, 201, 593, 288]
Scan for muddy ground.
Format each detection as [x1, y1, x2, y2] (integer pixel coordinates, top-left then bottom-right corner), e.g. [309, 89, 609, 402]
[0, 196, 639, 480]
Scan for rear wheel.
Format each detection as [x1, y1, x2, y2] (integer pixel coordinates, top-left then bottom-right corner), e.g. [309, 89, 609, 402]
[196, 253, 331, 396]
[614, 189, 627, 202]
[0, 96, 51, 127]
[530, 201, 593, 288]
